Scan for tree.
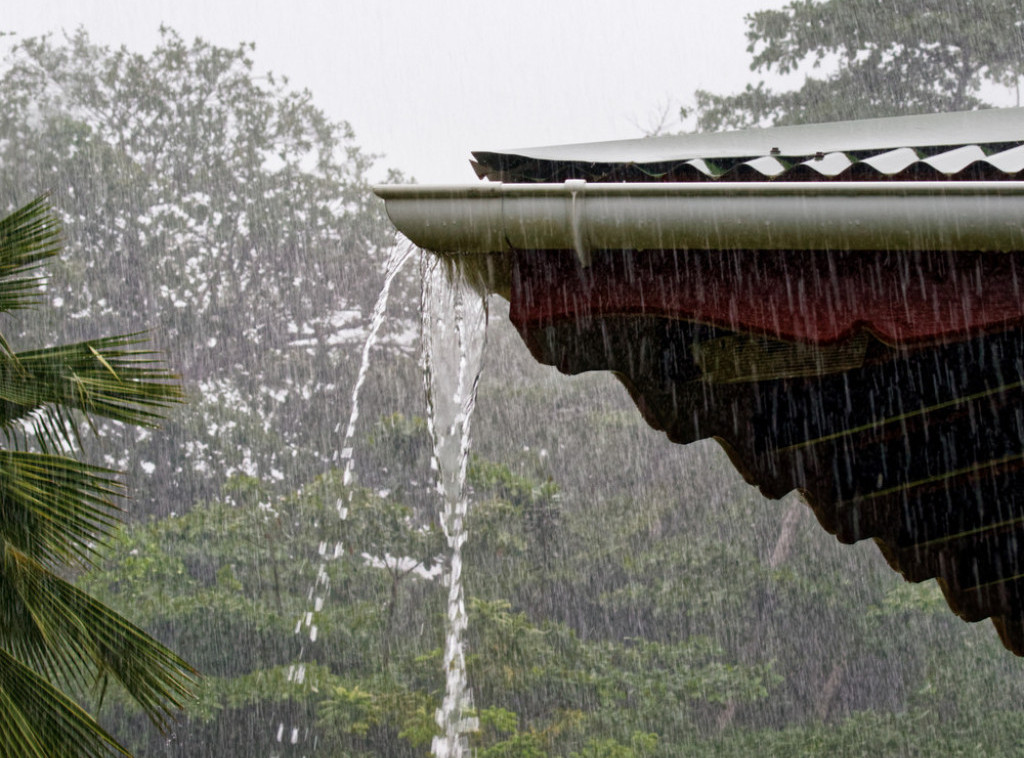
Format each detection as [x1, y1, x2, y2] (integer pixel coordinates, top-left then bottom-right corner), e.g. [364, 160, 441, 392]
[0, 197, 194, 756]
[0, 28, 411, 514]
[691, 0, 1024, 131]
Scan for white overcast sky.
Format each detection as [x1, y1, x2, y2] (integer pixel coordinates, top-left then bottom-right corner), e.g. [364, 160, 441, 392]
[0, 0, 860, 183]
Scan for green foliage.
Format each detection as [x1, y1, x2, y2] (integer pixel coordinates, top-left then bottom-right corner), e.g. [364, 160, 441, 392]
[367, 413, 432, 473]
[570, 732, 658, 758]
[692, 0, 1024, 130]
[690, 708, 1024, 757]
[479, 732, 547, 758]
[317, 680, 439, 754]
[82, 460, 454, 755]
[78, 407, 1024, 757]
[476, 706, 547, 758]
[0, 198, 193, 756]
[867, 580, 947, 618]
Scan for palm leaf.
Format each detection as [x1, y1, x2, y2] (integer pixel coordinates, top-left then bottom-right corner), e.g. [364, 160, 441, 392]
[0, 198, 195, 754]
[0, 197, 181, 452]
[0, 334, 183, 452]
[0, 451, 123, 568]
[0, 647, 129, 758]
[0, 195, 62, 314]
[0, 543, 197, 731]
[0, 198, 195, 755]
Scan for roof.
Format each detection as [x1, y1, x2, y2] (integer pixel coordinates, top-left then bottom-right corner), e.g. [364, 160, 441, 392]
[374, 109, 1024, 656]
[472, 108, 1024, 183]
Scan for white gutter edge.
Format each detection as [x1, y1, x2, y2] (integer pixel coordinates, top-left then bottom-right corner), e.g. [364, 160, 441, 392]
[372, 181, 1024, 266]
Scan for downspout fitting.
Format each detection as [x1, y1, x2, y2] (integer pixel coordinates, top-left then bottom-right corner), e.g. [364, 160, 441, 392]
[565, 179, 592, 267]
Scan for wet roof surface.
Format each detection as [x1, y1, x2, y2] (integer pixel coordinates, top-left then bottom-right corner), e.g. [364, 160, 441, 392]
[472, 108, 1024, 183]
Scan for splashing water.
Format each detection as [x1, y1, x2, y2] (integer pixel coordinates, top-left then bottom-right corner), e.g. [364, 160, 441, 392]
[421, 254, 488, 758]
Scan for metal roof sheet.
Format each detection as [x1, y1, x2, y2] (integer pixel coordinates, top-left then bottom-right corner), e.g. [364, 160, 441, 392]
[472, 108, 1024, 183]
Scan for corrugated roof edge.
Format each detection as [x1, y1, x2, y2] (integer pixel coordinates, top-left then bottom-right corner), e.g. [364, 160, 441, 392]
[472, 108, 1024, 183]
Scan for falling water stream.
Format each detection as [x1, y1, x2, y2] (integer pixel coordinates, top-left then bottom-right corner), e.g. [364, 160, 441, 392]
[337, 242, 418, 486]
[421, 255, 488, 758]
[287, 244, 487, 755]
[282, 241, 416, 749]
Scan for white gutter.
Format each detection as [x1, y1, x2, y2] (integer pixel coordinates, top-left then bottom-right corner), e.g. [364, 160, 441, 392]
[373, 181, 1024, 268]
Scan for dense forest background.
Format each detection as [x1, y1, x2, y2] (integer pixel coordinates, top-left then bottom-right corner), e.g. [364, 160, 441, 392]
[3, 10, 1024, 757]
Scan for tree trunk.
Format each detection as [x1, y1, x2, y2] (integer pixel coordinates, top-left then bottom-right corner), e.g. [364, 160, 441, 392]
[718, 500, 804, 731]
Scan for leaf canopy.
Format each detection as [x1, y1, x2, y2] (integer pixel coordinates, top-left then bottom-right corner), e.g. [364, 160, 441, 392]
[693, 0, 1024, 130]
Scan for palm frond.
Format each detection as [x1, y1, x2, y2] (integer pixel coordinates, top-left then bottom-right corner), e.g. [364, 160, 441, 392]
[0, 195, 61, 314]
[0, 647, 129, 758]
[0, 198, 195, 755]
[0, 334, 184, 451]
[0, 543, 197, 731]
[0, 450, 123, 568]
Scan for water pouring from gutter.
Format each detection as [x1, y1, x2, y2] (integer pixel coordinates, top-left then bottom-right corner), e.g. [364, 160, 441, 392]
[338, 242, 419, 488]
[280, 241, 419, 749]
[283, 235, 490, 755]
[421, 255, 488, 757]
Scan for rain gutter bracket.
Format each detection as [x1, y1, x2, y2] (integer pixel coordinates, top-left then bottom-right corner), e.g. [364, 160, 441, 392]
[565, 179, 592, 267]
